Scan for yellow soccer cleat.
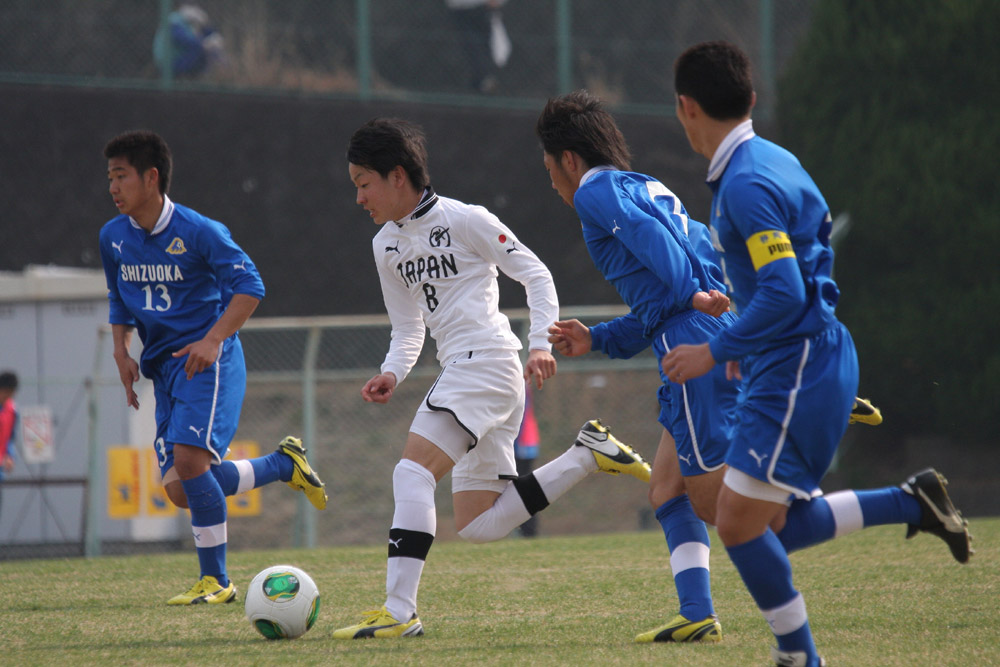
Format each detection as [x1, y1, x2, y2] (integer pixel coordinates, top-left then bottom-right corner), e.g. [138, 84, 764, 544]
[332, 606, 424, 639]
[848, 397, 882, 426]
[635, 613, 722, 643]
[278, 436, 328, 510]
[575, 419, 651, 483]
[166, 575, 237, 605]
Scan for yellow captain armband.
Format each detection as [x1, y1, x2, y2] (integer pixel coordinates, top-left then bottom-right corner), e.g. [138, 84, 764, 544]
[746, 230, 796, 271]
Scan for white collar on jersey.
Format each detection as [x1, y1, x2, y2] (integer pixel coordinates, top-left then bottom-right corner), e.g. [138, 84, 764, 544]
[579, 165, 615, 188]
[706, 119, 755, 183]
[129, 194, 175, 235]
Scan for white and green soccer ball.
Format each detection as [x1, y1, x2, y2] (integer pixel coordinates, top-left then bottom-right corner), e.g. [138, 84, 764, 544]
[244, 565, 320, 640]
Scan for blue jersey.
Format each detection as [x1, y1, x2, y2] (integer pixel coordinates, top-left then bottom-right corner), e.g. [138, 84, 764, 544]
[707, 133, 841, 362]
[574, 169, 728, 358]
[99, 198, 265, 377]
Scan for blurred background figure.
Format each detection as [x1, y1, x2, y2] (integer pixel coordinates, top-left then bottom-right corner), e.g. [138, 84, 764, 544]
[153, 3, 226, 78]
[445, 0, 510, 94]
[514, 381, 540, 537]
[0, 371, 19, 520]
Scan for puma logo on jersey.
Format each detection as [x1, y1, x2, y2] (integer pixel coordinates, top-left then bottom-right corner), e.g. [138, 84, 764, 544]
[233, 260, 246, 271]
[111, 240, 124, 253]
[166, 237, 187, 255]
[385, 241, 400, 254]
[189, 425, 205, 438]
[611, 220, 621, 234]
[505, 241, 520, 254]
[748, 449, 769, 467]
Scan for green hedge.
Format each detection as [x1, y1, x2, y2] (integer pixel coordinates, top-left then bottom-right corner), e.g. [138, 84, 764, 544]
[778, 0, 1000, 441]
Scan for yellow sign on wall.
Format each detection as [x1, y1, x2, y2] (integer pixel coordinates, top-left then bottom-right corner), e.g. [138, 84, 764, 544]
[107, 447, 140, 518]
[108, 440, 262, 518]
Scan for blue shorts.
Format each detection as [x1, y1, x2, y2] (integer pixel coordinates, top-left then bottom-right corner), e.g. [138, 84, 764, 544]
[150, 335, 247, 477]
[653, 310, 740, 477]
[725, 322, 859, 499]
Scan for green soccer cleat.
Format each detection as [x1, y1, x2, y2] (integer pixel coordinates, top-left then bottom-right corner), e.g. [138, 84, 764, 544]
[848, 397, 882, 425]
[575, 419, 651, 483]
[901, 468, 973, 564]
[332, 606, 424, 639]
[166, 575, 237, 605]
[635, 613, 722, 643]
[278, 436, 328, 510]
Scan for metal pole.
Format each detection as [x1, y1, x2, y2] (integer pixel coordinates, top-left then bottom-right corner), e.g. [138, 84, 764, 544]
[297, 326, 321, 548]
[759, 0, 775, 122]
[356, 0, 372, 101]
[158, 0, 174, 90]
[556, 0, 572, 93]
[84, 327, 106, 557]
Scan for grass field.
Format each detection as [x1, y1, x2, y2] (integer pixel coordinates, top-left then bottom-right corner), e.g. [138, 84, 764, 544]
[3, 518, 996, 666]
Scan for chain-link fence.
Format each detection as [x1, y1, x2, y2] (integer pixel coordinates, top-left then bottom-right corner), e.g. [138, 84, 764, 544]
[0, 0, 816, 116]
[0, 306, 670, 560]
[232, 308, 664, 553]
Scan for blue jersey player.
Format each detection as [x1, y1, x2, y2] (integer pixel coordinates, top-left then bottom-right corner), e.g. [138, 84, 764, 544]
[100, 131, 328, 605]
[537, 90, 736, 644]
[665, 42, 972, 666]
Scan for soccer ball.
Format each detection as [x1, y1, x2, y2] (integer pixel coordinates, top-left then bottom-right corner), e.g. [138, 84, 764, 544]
[244, 565, 320, 640]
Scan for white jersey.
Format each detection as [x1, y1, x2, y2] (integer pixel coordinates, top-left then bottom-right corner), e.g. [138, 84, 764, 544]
[372, 191, 559, 383]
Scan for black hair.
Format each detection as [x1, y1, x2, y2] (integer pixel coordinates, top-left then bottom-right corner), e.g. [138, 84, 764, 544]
[0, 371, 18, 391]
[674, 41, 754, 120]
[346, 118, 430, 191]
[104, 130, 173, 194]
[535, 90, 632, 171]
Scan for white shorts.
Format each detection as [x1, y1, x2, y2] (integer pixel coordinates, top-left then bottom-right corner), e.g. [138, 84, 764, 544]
[409, 348, 524, 494]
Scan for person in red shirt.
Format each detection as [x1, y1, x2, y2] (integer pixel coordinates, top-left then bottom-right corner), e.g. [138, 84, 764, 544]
[0, 370, 19, 517]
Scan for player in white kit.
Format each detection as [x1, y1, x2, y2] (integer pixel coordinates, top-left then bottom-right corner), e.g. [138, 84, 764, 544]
[333, 118, 652, 639]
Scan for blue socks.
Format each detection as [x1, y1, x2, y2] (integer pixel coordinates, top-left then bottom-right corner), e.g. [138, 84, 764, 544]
[656, 495, 714, 620]
[727, 529, 817, 662]
[185, 451, 296, 587]
[210, 450, 293, 496]
[182, 470, 229, 587]
[778, 488, 922, 553]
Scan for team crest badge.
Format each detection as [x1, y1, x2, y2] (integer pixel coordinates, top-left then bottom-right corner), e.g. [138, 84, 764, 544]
[166, 237, 187, 255]
[429, 226, 451, 248]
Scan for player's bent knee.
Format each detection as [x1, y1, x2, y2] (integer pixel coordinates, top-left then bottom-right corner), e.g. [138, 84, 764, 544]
[648, 479, 687, 509]
[457, 512, 507, 544]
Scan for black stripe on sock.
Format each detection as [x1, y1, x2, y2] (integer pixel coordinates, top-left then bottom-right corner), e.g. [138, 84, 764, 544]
[388, 528, 434, 560]
[513, 473, 550, 516]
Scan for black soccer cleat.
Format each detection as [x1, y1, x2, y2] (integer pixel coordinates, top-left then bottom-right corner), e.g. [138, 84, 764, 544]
[901, 468, 973, 564]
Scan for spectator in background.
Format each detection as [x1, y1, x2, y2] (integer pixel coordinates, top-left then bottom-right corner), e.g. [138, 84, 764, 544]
[0, 371, 18, 519]
[445, 0, 510, 93]
[153, 3, 226, 78]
